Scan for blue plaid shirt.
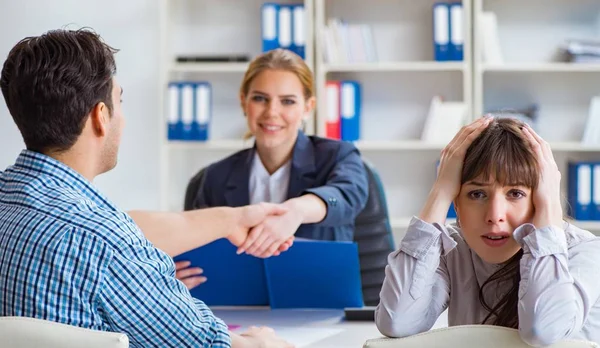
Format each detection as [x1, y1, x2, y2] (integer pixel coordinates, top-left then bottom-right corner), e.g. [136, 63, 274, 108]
[0, 150, 231, 347]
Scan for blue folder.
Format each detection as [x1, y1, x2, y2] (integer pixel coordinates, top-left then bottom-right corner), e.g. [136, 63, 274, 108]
[174, 239, 364, 309]
[264, 240, 363, 309]
[173, 239, 269, 306]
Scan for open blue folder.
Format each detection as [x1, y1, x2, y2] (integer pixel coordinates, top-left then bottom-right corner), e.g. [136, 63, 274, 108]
[173, 239, 363, 309]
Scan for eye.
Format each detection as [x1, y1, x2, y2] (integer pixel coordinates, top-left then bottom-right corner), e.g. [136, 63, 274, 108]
[251, 95, 267, 102]
[468, 190, 486, 200]
[507, 189, 526, 199]
[281, 98, 296, 105]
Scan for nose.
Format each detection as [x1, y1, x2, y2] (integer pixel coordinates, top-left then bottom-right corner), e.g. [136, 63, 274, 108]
[485, 194, 506, 225]
[266, 99, 281, 116]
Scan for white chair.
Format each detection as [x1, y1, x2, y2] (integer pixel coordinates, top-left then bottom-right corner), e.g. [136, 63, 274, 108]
[363, 325, 598, 348]
[0, 316, 129, 348]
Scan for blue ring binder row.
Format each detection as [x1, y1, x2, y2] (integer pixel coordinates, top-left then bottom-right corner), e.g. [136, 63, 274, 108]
[433, 2, 463, 62]
[167, 81, 212, 142]
[173, 239, 364, 309]
[261, 3, 305, 59]
[568, 162, 600, 221]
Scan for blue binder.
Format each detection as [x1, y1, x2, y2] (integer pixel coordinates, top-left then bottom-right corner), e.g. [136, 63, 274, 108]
[174, 239, 364, 309]
[277, 5, 293, 51]
[264, 240, 363, 309]
[179, 82, 196, 141]
[594, 163, 600, 220]
[167, 82, 182, 140]
[433, 3, 450, 61]
[449, 3, 464, 61]
[173, 239, 269, 306]
[193, 82, 211, 141]
[568, 162, 594, 221]
[340, 80, 361, 142]
[290, 4, 305, 59]
[261, 3, 280, 52]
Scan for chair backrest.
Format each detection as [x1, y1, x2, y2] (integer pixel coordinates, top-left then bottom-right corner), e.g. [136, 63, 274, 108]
[184, 167, 207, 211]
[363, 325, 598, 348]
[353, 160, 395, 306]
[0, 317, 129, 348]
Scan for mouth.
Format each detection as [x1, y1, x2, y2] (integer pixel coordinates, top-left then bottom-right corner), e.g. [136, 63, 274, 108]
[259, 124, 284, 133]
[481, 232, 511, 247]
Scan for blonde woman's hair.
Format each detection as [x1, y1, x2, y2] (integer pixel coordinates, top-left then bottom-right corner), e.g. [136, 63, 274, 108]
[240, 49, 315, 139]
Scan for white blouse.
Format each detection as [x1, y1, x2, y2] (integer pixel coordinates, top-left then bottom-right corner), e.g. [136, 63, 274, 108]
[249, 152, 291, 205]
[375, 217, 600, 346]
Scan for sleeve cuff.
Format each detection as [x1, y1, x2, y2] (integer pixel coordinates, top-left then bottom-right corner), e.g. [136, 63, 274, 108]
[512, 223, 568, 257]
[400, 216, 458, 259]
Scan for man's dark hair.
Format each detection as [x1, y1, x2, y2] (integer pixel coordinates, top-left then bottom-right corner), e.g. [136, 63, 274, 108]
[0, 28, 118, 153]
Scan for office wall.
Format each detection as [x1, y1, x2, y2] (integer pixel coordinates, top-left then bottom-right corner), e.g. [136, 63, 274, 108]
[0, 0, 161, 210]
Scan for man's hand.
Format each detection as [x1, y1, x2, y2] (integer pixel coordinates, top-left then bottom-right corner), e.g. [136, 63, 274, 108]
[237, 209, 303, 258]
[174, 261, 206, 290]
[233, 326, 295, 348]
[226, 203, 294, 256]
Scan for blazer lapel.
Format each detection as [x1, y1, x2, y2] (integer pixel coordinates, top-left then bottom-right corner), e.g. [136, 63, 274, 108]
[224, 149, 253, 207]
[287, 131, 317, 199]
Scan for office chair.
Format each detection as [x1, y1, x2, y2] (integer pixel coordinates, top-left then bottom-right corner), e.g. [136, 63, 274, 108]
[0, 316, 129, 348]
[363, 325, 598, 348]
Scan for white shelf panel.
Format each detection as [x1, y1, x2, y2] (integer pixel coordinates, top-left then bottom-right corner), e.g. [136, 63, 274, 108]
[550, 142, 600, 152]
[170, 62, 249, 74]
[569, 220, 600, 231]
[167, 140, 251, 150]
[481, 63, 600, 73]
[355, 140, 446, 151]
[324, 62, 466, 73]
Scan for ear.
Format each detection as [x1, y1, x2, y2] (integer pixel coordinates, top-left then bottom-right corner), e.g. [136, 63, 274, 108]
[304, 96, 316, 114]
[89, 102, 109, 138]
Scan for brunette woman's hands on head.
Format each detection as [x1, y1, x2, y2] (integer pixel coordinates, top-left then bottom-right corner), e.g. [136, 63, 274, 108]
[419, 116, 493, 224]
[521, 124, 564, 229]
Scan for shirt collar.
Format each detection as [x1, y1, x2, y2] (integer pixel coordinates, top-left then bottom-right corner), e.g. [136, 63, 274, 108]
[13, 149, 117, 210]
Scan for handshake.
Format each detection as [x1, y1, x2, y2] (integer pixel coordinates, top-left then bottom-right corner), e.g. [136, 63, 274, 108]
[175, 202, 302, 290]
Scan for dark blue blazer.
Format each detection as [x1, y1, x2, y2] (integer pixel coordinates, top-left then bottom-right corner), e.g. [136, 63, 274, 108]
[191, 132, 369, 241]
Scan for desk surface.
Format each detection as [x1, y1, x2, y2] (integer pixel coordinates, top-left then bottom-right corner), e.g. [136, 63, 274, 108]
[213, 308, 449, 348]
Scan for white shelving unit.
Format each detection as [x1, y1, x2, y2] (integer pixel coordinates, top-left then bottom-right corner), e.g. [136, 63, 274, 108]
[158, 0, 315, 211]
[473, 0, 600, 234]
[158, 0, 600, 240]
[314, 0, 472, 239]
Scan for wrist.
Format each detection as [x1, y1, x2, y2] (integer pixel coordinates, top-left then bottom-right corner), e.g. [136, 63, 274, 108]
[419, 186, 455, 224]
[533, 205, 563, 229]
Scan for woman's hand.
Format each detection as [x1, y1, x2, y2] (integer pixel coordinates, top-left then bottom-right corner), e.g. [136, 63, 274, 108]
[420, 116, 493, 224]
[174, 261, 206, 290]
[521, 124, 563, 229]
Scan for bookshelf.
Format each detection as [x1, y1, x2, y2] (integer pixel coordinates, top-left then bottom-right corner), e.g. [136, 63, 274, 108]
[473, 0, 600, 235]
[158, 0, 315, 211]
[159, 0, 600, 241]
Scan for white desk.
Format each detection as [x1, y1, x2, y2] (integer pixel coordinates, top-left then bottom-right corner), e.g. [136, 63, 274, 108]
[213, 308, 449, 348]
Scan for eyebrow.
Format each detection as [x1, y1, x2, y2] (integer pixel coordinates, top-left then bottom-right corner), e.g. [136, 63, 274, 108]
[120, 87, 123, 96]
[251, 90, 297, 98]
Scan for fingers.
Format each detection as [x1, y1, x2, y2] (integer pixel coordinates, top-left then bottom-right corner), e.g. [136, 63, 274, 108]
[180, 276, 207, 290]
[523, 124, 553, 160]
[246, 233, 272, 256]
[455, 116, 493, 153]
[259, 240, 282, 258]
[175, 266, 204, 279]
[237, 224, 264, 255]
[445, 116, 491, 153]
[174, 260, 191, 271]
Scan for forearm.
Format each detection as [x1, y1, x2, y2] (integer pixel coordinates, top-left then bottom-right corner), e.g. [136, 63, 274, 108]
[514, 225, 581, 346]
[284, 194, 327, 224]
[128, 207, 238, 256]
[419, 185, 454, 225]
[376, 218, 452, 338]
